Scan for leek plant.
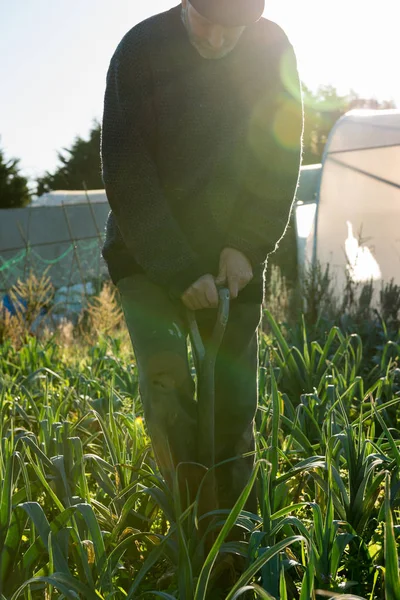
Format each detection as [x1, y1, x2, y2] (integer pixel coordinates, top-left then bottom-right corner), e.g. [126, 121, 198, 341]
[0, 308, 399, 599]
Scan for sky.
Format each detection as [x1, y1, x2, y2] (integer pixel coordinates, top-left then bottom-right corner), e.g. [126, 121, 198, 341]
[1, 0, 399, 190]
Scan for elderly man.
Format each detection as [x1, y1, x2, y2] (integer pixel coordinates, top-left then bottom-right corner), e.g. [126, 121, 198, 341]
[101, 0, 303, 515]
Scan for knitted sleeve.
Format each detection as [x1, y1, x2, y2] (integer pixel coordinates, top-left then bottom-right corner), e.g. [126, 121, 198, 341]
[100, 33, 204, 297]
[224, 33, 303, 268]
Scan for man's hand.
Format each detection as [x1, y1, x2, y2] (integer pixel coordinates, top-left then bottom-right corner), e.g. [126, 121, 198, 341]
[181, 274, 219, 311]
[215, 247, 253, 299]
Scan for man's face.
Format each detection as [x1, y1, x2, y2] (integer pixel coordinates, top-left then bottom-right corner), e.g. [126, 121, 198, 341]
[181, 0, 245, 60]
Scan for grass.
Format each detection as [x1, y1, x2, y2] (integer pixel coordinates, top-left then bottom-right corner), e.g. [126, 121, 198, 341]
[0, 272, 400, 599]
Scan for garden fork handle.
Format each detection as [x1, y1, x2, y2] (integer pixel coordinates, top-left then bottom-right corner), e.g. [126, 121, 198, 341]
[187, 287, 230, 468]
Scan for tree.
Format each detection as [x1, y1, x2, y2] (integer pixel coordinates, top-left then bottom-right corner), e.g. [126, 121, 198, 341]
[302, 84, 347, 165]
[346, 89, 396, 111]
[36, 119, 103, 196]
[0, 141, 31, 209]
[301, 85, 396, 165]
[35, 91, 397, 196]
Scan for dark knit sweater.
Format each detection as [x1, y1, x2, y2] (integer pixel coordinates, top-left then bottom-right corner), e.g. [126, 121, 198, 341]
[100, 4, 303, 303]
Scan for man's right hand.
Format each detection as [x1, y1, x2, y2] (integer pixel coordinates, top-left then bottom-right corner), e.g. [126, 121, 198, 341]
[181, 274, 219, 311]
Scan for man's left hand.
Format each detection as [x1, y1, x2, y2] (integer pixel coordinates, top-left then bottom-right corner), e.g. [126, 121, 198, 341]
[215, 247, 253, 299]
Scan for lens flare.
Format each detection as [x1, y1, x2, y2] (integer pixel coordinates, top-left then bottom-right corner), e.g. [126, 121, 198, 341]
[273, 97, 303, 150]
[279, 46, 302, 104]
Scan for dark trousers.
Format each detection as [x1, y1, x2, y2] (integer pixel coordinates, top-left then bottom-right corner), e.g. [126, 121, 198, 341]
[117, 274, 261, 512]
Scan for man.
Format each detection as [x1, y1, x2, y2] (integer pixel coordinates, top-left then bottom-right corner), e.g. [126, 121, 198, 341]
[101, 0, 303, 514]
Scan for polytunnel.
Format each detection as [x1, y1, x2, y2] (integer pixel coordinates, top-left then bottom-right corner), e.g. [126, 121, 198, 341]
[0, 190, 109, 292]
[304, 109, 400, 294]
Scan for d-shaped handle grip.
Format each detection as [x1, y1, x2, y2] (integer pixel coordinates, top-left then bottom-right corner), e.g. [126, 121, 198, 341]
[187, 286, 230, 372]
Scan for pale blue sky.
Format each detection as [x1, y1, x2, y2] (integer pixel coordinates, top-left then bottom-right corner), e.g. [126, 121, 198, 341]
[1, 0, 398, 190]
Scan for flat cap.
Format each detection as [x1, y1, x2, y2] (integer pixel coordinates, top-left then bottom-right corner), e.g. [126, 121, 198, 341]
[189, 0, 265, 27]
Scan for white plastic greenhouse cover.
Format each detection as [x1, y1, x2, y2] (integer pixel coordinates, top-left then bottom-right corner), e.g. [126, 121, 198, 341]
[33, 189, 107, 206]
[310, 109, 400, 292]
